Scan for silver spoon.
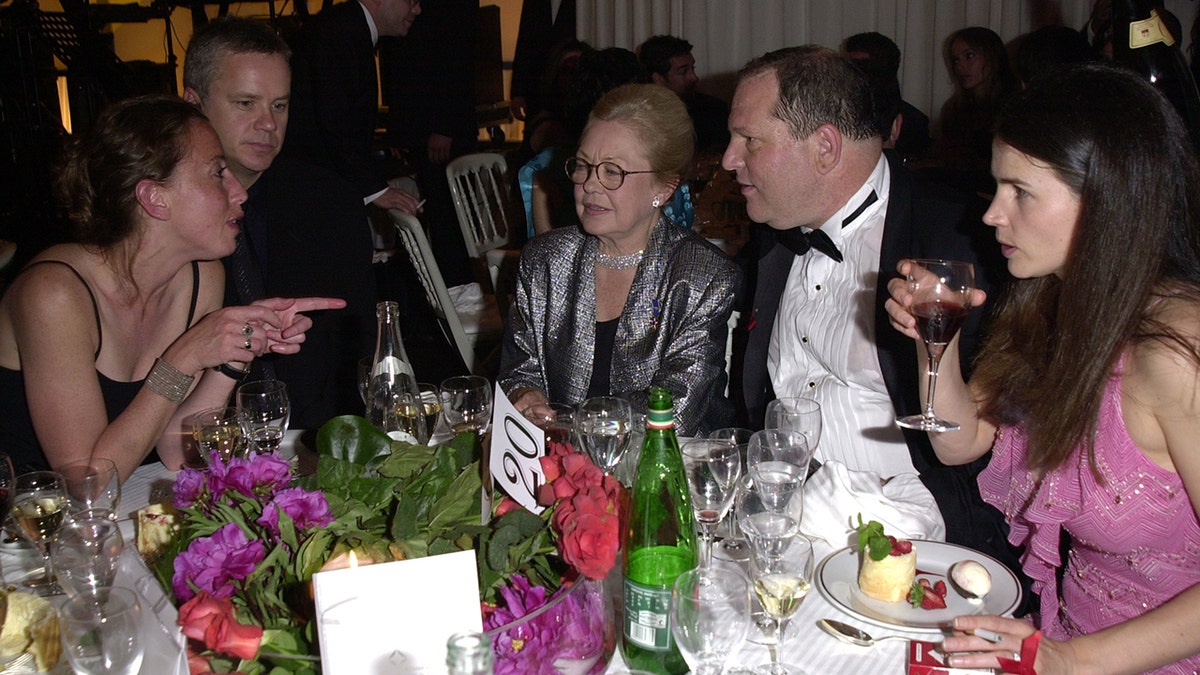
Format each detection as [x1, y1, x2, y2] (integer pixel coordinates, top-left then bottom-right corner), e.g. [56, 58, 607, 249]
[818, 618, 910, 647]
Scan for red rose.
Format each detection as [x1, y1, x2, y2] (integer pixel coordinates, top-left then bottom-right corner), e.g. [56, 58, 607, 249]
[178, 591, 263, 661]
[557, 509, 620, 580]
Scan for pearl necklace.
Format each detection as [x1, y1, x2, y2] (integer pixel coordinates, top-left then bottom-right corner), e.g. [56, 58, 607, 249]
[596, 249, 644, 270]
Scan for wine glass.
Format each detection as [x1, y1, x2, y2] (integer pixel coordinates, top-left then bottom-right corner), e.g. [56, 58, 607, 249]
[764, 398, 822, 456]
[895, 259, 976, 432]
[417, 383, 444, 438]
[573, 396, 634, 475]
[236, 380, 291, 453]
[749, 535, 815, 675]
[439, 375, 493, 433]
[59, 458, 121, 518]
[670, 567, 751, 675]
[52, 514, 124, 598]
[10, 470, 67, 594]
[746, 429, 811, 514]
[707, 427, 753, 561]
[681, 439, 742, 567]
[59, 587, 145, 675]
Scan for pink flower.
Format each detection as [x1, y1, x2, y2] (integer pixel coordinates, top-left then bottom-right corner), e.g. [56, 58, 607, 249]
[173, 524, 266, 601]
[256, 487, 334, 538]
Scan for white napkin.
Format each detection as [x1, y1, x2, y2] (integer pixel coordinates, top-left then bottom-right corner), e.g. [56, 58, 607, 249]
[447, 282, 502, 334]
[798, 460, 945, 561]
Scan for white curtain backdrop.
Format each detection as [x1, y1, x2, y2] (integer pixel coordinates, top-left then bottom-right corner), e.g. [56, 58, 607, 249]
[576, 0, 1198, 127]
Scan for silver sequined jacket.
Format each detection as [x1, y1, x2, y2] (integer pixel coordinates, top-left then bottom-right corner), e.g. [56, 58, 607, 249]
[498, 216, 741, 436]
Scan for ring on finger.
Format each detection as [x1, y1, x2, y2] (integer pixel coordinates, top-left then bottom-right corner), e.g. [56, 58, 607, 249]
[241, 323, 254, 336]
[243, 337, 253, 350]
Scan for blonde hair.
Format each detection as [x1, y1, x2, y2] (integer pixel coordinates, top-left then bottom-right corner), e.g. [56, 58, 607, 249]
[584, 83, 695, 184]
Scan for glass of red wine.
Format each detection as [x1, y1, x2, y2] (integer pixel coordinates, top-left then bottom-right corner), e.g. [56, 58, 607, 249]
[896, 259, 975, 433]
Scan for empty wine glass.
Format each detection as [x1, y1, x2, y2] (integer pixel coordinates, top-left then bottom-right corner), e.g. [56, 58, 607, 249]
[749, 535, 815, 675]
[236, 380, 291, 453]
[895, 259, 976, 432]
[573, 396, 634, 475]
[52, 514, 124, 598]
[746, 429, 811, 513]
[681, 439, 742, 567]
[10, 470, 67, 594]
[58, 458, 120, 519]
[764, 398, 822, 456]
[670, 567, 751, 675]
[439, 376, 493, 433]
[59, 587, 145, 675]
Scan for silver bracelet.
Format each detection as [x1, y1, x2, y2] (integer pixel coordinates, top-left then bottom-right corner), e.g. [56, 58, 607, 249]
[145, 358, 195, 405]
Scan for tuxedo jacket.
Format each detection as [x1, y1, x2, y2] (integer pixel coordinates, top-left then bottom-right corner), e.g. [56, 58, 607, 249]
[224, 155, 378, 429]
[286, 1, 387, 200]
[742, 153, 1023, 581]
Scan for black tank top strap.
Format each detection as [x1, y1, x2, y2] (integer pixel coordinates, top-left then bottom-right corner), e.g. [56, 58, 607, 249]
[22, 260, 103, 359]
[186, 260, 200, 328]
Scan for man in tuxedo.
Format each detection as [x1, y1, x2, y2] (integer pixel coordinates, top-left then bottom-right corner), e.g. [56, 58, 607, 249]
[183, 18, 377, 428]
[637, 34, 730, 153]
[725, 46, 1020, 582]
[284, 0, 423, 214]
[510, 0, 576, 121]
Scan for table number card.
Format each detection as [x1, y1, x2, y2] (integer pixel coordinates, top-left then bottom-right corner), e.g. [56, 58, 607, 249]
[488, 383, 546, 514]
[313, 549, 482, 675]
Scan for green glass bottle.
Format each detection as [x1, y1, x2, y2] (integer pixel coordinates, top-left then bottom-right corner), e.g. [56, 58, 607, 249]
[620, 387, 697, 674]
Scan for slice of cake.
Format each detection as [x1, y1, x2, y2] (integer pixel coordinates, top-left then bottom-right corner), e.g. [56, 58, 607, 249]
[0, 590, 61, 671]
[136, 502, 180, 561]
[855, 517, 916, 603]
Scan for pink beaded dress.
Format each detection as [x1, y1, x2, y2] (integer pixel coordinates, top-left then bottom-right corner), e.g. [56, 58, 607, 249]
[978, 360, 1200, 675]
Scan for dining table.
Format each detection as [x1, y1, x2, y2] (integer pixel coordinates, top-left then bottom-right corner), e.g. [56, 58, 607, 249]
[106, 429, 983, 675]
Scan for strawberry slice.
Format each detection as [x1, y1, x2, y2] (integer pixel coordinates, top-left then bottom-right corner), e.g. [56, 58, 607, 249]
[889, 537, 913, 556]
[934, 580, 947, 598]
[921, 587, 947, 610]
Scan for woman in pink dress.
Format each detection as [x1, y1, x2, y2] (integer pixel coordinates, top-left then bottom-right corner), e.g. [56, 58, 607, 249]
[887, 63, 1200, 674]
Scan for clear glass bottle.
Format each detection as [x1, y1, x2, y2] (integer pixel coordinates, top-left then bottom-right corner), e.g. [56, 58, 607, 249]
[620, 387, 696, 674]
[366, 301, 427, 444]
[445, 631, 492, 675]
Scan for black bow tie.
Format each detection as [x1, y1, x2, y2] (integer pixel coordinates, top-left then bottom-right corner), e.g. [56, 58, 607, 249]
[777, 189, 879, 263]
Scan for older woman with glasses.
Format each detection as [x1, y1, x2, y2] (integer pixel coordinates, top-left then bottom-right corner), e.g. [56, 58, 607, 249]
[499, 84, 740, 435]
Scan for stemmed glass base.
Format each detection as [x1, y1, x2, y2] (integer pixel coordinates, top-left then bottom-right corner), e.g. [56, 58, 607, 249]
[896, 413, 960, 433]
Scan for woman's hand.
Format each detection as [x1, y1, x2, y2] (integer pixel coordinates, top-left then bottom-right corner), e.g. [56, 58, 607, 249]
[943, 615, 1078, 675]
[885, 259, 988, 340]
[250, 296, 347, 353]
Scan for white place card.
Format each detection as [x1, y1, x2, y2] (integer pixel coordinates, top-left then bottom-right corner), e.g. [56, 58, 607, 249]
[488, 382, 546, 514]
[313, 549, 482, 675]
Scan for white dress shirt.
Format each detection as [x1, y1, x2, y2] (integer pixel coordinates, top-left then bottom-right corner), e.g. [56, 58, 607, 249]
[769, 156, 916, 478]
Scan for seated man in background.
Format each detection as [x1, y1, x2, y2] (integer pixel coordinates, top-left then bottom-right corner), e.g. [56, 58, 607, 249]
[637, 34, 730, 153]
[183, 18, 377, 428]
[842, 31, 931, 163]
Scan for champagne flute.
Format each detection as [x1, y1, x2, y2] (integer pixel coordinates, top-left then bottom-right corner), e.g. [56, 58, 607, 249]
[58, 458, 120, 519]
[439, 375, 493, 433]
[707, 427, 753, 561]
[749, 535, 815, 675]
[573, 396, 634, 475]
[670, 567, 751, 675]
[681, 439, 742, 567]
[236, 380, 291, 453]
[10, 470, 67, 594]
[895, 259, 976, 432]
[764, 398, 822, 457]
[52, 514, 124, 598]
[746, 429, 811, 514]
[59, 587, 145, 675]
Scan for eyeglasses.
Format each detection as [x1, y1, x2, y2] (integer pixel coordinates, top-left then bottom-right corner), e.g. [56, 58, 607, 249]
[564, 157, 656, 190]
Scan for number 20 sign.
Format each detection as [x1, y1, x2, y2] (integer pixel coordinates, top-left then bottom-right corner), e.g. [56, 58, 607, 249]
[489, 383, 546, 515]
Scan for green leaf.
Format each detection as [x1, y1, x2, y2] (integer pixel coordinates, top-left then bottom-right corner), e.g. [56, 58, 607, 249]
[316, 415, 393, 466]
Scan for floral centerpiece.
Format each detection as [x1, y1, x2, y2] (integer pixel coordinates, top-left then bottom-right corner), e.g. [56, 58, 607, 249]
[152, 416, 623, 674]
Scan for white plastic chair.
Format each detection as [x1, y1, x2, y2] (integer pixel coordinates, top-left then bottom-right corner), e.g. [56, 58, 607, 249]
[446, 153, 518, 291]
[390, 210, 502, 374]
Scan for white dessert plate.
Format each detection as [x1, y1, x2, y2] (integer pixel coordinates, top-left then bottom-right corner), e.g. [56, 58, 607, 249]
[815, 540, 1022, 634]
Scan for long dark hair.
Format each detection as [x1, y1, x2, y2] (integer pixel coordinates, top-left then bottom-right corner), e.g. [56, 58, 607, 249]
[973, 63, 1200, 472]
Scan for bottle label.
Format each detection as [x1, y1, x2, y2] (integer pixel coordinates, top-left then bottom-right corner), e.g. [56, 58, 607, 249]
[372, 355, 414, 379]
[623, 578, 673, 651]
[1130, 11, 1174, 49]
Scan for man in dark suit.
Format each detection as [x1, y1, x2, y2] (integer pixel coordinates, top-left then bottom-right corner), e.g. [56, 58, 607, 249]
[842, 32, 932, 164]
[184, 18, 377, 429]
[510, 0, 576, 121]
[637, 34, 730, 153]
[284, 0, 423, 215]
[726, 46, 1021, 585]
